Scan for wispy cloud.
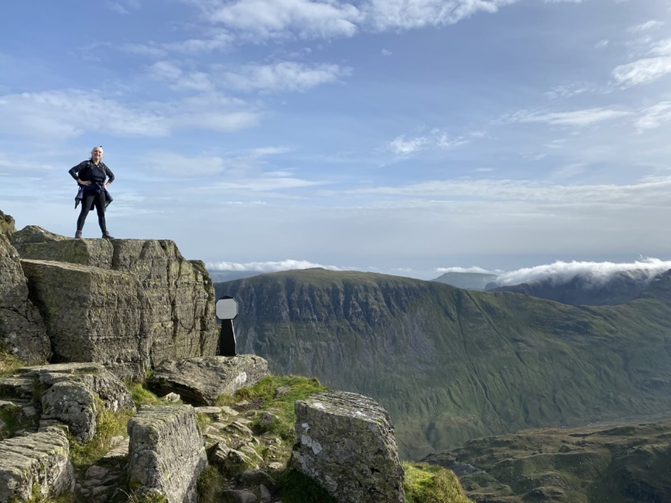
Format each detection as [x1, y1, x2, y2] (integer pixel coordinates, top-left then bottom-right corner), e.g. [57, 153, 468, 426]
[0, 90, 260, 140]
[628, 20, 664, 33]
[221, 61, 352, 92]
[183, 0, 518, 42]
[635, 101, 671, 132]
[612, 37, 671, 87]
[388, 129, 467, 156]
[105, 0, 141, 15]
[505, 107, 631, 127]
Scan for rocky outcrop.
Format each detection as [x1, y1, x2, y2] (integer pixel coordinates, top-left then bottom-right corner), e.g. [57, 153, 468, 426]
[0, 212, 50, 364]
[19, 363, 135, 441]
[127, 405, 208, 503]
[12, 225, 219, 379]
[291, 391, 405, 503]
[148, 355, 269, 405]
[0, 427, 75, 502]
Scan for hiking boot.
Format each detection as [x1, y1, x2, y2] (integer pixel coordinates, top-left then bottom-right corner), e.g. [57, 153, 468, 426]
[102, 232, 114, 239]
[75, 230, 82, 239]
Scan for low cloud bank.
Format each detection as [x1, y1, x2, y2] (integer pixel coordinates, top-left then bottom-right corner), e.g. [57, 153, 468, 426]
[435, 266, 500, 274]
[207, 259, 343, 273]
[494, 258, 671, 288]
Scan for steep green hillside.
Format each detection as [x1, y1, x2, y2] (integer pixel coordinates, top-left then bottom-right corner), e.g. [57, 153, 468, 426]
[423, 419, 671, 503]
[215, 268, 671, 459]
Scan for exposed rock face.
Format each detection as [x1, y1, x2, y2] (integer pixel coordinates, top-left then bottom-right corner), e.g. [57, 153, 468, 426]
[21, 259, 151, 379]
[291, 391, 405, 503]
[19, 363, 135, 442]
[12, 226, 219, 379]
[0, 427, 75, 502]
[148, 355, 269, 405]
[0, 212, 50, 364]
[127, 405, 208, 503]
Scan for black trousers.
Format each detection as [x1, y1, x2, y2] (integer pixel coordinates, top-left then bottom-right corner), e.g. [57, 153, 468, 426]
[77, 190, 108, 233]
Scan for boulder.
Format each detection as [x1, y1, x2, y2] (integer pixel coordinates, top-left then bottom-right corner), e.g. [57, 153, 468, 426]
[0, 212, 50, 364]
[19, 363, 135, 442]
[127, 405, 208, 503]
[148, 355, 269, 405]
[20, 259, 152, 379]
[291, 391, 405, 503]
[0, 427, 75, 502]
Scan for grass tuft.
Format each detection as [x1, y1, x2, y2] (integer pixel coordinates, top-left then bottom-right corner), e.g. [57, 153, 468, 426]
[126, 382, 163, 407]
[197, 465, 228, 503]
[70, 399, 134, 469]
[403, 462, 473, 503]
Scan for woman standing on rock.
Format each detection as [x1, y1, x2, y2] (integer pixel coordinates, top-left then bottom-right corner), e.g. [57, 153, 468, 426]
[69, 146, 115, 239]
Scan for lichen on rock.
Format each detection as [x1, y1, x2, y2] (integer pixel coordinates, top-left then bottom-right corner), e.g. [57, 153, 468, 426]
[291, 390, 406, 503]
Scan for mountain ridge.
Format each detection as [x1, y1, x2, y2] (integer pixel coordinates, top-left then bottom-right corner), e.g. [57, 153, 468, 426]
[215, 268, 671, 459]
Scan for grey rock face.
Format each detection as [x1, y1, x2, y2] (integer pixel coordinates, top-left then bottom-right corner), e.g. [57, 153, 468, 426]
[148, 355, 269, 405]
[127, 405, 208, 503]
[291, 391, 405, 503]
[20, 363, 135, 442]
[0, 212, 51, 364]
[0, 427, 75, 502]
[20, 259, 152, 379]
[14, 229, 219, 380]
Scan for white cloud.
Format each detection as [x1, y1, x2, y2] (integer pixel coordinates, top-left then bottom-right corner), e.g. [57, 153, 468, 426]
[494, 258, 671, 288]
[221, 61, 351, 92]
[544, 0, 583, 3]
[381, 48, 392, 56]
[201, 175, 326, 192]
[388, 129, 466, 156]
[208, 0, 361, 39]
[612, 37, 671, 87]
[147, 61, 215, 92]
[544, 82, 591, 100]
[612, 57, 671, 87]
[509, 107, 631, 127]
[362, 0, 518, 32]
[206, 259, 344, 271]
[389, 135, 430, 155]
[628, 20, 664, 33]
[185, 0, 518, 42]
[0, 90, 260, 140]
[351, 175, 671, 207]
[435, 266, 498, 274]
[635, 101, 671, 132]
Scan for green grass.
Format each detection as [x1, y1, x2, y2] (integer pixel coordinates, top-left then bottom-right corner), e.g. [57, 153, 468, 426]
[0, 345, 25, 376]
[403, 463, 473, 503]
[219, 375, 327, 442]
[197, 465, 228, 503]
[126, 382, 164, 407]
[69, 399, 134, 469]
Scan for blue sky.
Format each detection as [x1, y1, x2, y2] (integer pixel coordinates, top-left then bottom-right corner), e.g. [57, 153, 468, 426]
[1, 0, 671, 280]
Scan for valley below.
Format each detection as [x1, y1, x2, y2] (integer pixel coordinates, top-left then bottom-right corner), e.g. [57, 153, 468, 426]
[424, 415, 671, 502]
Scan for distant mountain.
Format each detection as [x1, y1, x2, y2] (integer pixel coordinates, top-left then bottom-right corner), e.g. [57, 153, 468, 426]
[215, 268, 671, 460]
[432, 272, 498, 290]
[208, 270, 262, 283]
[488, 268, 669, 306]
